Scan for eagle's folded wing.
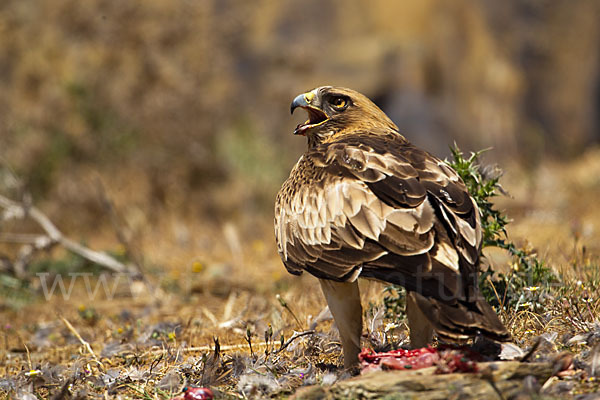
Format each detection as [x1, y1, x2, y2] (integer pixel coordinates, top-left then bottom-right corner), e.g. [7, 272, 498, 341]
[274, 134, 481, 303]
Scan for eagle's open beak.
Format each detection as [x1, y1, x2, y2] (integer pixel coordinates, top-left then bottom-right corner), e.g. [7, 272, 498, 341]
[290, 91, 329, 135]
[290, 93, 310, 114]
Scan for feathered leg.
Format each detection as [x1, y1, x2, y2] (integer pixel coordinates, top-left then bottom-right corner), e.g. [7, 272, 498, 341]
[319, 278, 363, 369]
[406, 290, 434, 348]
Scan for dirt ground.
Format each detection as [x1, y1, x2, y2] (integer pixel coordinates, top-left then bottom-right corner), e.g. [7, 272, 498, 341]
[1, 149, 600, 399]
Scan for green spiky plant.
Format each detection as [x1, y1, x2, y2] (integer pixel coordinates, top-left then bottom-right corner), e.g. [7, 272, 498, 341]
[383, 145, 558, 322]
[449, 145, 558, 313]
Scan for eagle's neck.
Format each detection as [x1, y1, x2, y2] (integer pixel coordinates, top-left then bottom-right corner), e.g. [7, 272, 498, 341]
[306, 130, 335, 149]
[307, 126, 407, 149]
[307, 135, 320, 149]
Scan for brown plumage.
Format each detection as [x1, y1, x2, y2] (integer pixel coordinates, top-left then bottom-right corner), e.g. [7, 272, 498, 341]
[274, 86, 510, 369]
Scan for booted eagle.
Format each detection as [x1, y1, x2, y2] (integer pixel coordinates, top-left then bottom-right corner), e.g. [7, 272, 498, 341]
[274, 86, 510, 369]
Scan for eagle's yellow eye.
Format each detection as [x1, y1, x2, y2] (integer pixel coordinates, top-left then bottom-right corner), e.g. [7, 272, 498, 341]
[332, 97, 347, 108]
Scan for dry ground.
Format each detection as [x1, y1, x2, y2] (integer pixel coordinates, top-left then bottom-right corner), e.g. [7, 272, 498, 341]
[2, 149, 600, 399]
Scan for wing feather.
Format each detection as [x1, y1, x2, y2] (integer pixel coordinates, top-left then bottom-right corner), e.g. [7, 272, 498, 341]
[274, 133, 482, 298]
[275, 96, 508, 342]
[348, 205, 385, 241]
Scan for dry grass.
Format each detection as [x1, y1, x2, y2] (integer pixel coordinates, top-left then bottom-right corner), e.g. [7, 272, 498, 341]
[1, 151, 600, 399]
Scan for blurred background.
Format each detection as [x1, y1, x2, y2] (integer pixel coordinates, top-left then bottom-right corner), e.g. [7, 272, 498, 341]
[3, 4, 600, 396]
[1, 0, 600, 278]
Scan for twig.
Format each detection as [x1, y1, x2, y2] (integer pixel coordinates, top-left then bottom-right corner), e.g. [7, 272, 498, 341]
[19, 337, 33, 371]
[60, 316, 104, 371]
[0, 193, 135, 276]
[222, 292, 237, 322]
[119, 335, 315, 361]
[276, 294, 304, 330]
[201, 307, 219, 327]
[139, 342, 273, 359]
[0, 233, 48, 244]
[485, 275, 505, 318]
[276, 330, 316, 354]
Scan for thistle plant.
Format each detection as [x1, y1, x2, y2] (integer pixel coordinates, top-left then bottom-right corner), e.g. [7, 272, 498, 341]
[383, 145, 558, 322]
[449, 145, 558, 313]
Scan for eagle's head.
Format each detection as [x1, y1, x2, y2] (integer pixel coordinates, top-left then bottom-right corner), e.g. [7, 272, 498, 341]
[290, 86, 399, 146]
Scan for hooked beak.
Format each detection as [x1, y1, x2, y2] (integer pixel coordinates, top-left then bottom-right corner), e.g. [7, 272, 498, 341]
[290, 90, 329, 135]
[290, 93, 310, 114]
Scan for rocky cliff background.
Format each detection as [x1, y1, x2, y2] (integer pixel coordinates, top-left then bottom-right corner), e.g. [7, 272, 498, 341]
[1, 0, 599, 227]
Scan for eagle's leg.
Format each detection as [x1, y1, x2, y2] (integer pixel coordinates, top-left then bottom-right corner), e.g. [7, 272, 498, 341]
[406, 291, 434, 348]
[319, 278, 363, 369]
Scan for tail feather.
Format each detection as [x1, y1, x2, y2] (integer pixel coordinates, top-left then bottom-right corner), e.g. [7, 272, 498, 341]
[411, 291, 511, 343]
